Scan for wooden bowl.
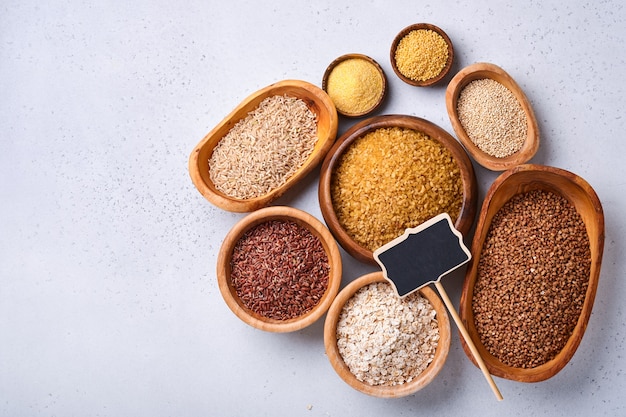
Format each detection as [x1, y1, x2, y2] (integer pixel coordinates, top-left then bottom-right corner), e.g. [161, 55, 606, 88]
[322, 53, 387, 118]
[189, 79, 338, 212]
[318, 114, 477, 264]
[445, 63, 540, 171]
[459, 164, 605, 382]
[324, 272, 451, 397]
[216, 206, 342, 333]
[390, 23, 454, 87]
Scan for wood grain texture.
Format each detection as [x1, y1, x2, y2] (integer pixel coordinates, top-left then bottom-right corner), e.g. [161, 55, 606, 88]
[216, 206, 342, 333]
[189, 80, 338, 212]
[323, 272, 451, 398]
[458, 164, 605, 382]
[445, 62, 540, 171]
[318, 114, 478, 264]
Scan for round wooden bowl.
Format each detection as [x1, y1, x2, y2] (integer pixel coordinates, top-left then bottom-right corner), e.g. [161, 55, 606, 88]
[459, 164, 605, 382]
[189, 79, 339, 212]
[216, 206, 342, 333]
[445, 62, 540, 171]
[324, 272, 451, 398]
[322, 53, 387, 118]
[318, 114, 477, 264]
[390, 23, 454, 87]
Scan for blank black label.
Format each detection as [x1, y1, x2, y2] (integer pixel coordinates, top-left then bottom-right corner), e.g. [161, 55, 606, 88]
[374, 214, 471, 298]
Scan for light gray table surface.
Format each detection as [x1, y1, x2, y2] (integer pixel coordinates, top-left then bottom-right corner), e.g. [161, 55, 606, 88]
[1, 1, 625, 416]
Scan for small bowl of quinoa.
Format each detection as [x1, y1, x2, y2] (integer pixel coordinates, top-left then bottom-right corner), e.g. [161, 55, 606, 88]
[459, 164, 604, 382]
[216, 206, 342, 333]
[189, 79, 338, 213]
[390, 23, 454, 87]
[445, 62, 540, 171]
[318, 114, 477, 264]
[322, 53, 387, 118]
[324, 272, 451, 398]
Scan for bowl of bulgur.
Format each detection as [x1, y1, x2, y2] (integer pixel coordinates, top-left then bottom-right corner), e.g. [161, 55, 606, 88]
[445, 62, 540, 171]
[189, 79, 338, 213]
[390, 23, 454, 87]
[216, 206, 343, 333]
[318, 114, 477, 264]
[324, 272, 451, 398]
[459, 164, 604, 382]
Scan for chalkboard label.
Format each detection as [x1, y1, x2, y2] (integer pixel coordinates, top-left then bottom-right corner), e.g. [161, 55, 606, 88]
[373, 213, 471, 298]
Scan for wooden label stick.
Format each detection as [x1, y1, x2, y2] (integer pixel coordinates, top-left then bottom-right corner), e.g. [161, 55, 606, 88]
[373, 213, 503, 401]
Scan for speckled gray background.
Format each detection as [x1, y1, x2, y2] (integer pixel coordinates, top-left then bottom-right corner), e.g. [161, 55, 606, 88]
[1, 1, 624, 416]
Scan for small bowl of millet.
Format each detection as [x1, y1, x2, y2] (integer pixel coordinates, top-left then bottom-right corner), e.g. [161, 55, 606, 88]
[216, 206, 342, 332]
[390, 23, 454, 87]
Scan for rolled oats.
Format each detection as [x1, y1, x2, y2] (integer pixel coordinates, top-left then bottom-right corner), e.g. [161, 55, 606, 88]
[336, 282, 439, 386]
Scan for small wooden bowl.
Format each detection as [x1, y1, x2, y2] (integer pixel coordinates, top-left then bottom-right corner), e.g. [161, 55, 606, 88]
[322, 53, 387, 118]
[459, 164, 605, 382]
[216, 206, 342, 333]
[318, 114, 477, 264]
[390, 23, 454, 87]
[189, 79, 338, 212]
[324, 272, 451, 398]
[445, 62, 540, 171]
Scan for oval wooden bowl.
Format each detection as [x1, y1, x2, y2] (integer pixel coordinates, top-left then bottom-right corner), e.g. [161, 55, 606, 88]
[318, 114, 477, 264]
[322, 53, 387, 118]
[216, 206, 342, 333]
[324, 272, 451, 398]
[459, 164, 605, 382]
[390, 23, 454, 87]
[445, 62, 540, 171]
[189, 80, 339, 212]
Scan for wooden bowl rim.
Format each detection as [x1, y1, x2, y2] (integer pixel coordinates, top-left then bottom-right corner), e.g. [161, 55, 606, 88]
[390, 23, 455, 87]
[318, 114, 477, 264]
[322, 53, 388, 118]
[216, 206, 343, 333]
[189, 79, 338, 212]
[459, 164, 605, 382]
[323, 272, 451, 397]
[445, 62, 540, 171]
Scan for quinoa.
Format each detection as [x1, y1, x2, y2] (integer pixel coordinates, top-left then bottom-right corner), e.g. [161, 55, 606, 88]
[330, 127, 463, 251]
[457, 78, 527, 158]
[472, 190, 591, 368]
[336, 282, 439, 386]
[208, 95, 318, 199]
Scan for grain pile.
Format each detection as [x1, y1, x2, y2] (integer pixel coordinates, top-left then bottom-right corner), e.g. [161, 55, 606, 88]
[326, 57, 384, 115]
[457, 78, 527, 158]
[209, 95, 318, 199]
[330, 127, 463, 251]
[230, 219, 330, 320]
[394, 29, 449, 82]
[336, 282, 439, 386]
[472, 190, 591, 368]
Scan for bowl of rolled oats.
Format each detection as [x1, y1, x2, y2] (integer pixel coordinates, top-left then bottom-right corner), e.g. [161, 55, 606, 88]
[323, 272, 451, 397]
[217, 206, 342, 333]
